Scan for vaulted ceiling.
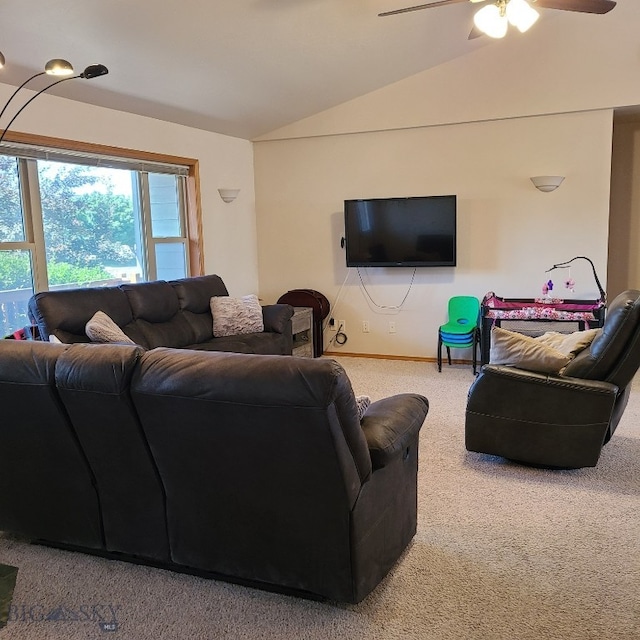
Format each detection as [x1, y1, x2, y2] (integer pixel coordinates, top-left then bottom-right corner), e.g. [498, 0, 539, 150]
[0, 1, 623, 140]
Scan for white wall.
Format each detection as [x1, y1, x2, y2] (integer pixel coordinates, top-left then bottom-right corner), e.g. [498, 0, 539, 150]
[0, 84, 258, 297]
[255, 110, 613, 359]
[253, 3, 640, 359]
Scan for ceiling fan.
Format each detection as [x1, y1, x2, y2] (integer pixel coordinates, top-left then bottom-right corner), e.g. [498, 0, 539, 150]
[379, 0, 617, 40]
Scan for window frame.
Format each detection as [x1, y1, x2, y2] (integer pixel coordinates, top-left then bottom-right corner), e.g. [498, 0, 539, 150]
[0, 130, 204, 282]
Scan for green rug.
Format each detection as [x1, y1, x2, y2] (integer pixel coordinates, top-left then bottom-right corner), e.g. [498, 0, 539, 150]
[0, 563, 18, 629]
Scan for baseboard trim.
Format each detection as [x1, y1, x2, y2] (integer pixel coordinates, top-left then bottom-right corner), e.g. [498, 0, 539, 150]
[323, 351, 473, 365]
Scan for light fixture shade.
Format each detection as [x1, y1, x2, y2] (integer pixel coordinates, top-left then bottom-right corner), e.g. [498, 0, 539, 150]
[218, 188, 240, 203]
[530, 176, 565, 192]
[80, 64, 109, 79]
[506, 0, 540, 33]
[44, 59, 74, 76]
[473, 4, 508, 39]
[0, 52, 5, 69]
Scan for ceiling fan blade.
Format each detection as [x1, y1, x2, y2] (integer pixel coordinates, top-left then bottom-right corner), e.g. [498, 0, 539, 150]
[532, 0, 616, 14]
[379, 0, 472, 17]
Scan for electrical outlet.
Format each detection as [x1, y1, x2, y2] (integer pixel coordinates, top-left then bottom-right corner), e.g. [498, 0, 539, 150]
[362, 320, 370, 333]
[389, 321, 396, 334]
[338, 320, 346, 333]
[329, 317, 336, 331]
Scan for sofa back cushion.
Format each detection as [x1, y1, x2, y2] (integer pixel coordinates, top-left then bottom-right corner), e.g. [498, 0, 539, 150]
[171, 274, 229, 308]
[55, 343, 170, 561]
[131, 349, 371, 593]
[0, 341, 103, 548]
[170, 274, 230, 343]
[29, 286, 132, 343]
[121, 280, 196, 349]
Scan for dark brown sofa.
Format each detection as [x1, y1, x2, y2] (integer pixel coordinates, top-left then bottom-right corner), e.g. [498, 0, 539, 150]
[0, 340, 429, 603]
[28, 274, 293, 355]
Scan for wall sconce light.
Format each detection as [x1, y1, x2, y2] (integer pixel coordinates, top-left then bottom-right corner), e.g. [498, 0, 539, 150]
[218, 188, 240, 203]
[0, 56, 109, 145]
[530, 176, 565, 193]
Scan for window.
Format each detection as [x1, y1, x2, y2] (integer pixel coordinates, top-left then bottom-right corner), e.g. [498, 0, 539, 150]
[0, 137, 201, 337]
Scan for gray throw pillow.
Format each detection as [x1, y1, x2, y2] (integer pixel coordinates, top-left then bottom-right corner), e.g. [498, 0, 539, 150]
[210, 294, 265, 338]
[85, 311, 135, 344]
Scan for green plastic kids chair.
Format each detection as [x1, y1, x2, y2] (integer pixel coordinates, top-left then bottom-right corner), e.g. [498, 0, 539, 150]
[438, 296, 481, 374]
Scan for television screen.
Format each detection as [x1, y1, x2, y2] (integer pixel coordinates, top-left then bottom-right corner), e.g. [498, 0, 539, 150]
[344, 195, 457, 267]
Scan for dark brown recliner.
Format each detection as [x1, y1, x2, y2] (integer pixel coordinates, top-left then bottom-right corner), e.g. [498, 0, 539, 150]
[465, 289, 640, 468]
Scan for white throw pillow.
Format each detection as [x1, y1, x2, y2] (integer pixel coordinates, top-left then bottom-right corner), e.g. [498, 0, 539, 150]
[356, 395, 371, 420]
[210, 294, 264, 338]
[85, 311, 135, 344]
[49, 335, 62, 344]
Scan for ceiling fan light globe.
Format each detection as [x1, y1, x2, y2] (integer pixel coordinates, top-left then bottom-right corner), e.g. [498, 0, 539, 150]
[473, 4, 508, 39]
[506, 0, 540, 32]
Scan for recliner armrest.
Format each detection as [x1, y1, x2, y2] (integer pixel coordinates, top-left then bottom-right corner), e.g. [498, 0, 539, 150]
[360, 394, 429, 470]
[262, 304, 294, 334]
[467, 364, 618, 425]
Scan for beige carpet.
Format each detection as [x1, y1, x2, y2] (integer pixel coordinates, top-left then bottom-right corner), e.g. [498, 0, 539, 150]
[0, 357, 638, 639]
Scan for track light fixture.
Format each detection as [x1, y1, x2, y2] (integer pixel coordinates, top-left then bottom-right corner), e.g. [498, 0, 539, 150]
[0, 55, 109, 145]
[44, 59, 75, 76]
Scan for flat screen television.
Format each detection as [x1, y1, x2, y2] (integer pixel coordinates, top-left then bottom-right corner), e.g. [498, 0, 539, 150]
[344, 195, 457, 267]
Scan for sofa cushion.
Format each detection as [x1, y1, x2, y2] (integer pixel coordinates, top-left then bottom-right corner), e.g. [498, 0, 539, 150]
[121, 280, 196, 349]
[186, 332, 289, 355]
[211, 295, 264, 337]
[121, 281, 180, 322]
[133, 317, 197, 350]
[171, 275, 229, 312]
[170, 275, 227, 344]
[28, 286, 132, 342]
[0, 340, 103, 548]
[55, 343, 169, 561]
[86, 311, 136, 344]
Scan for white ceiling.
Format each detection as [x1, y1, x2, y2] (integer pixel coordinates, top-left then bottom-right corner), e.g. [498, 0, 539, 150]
[0, 0, 614, 140]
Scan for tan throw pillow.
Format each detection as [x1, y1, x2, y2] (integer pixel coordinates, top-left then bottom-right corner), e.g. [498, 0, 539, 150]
[85, 311, 135, 344]
[535, 329, 599, 358]
[210, 294, 264, 338]
[489, 326, 571, 374]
